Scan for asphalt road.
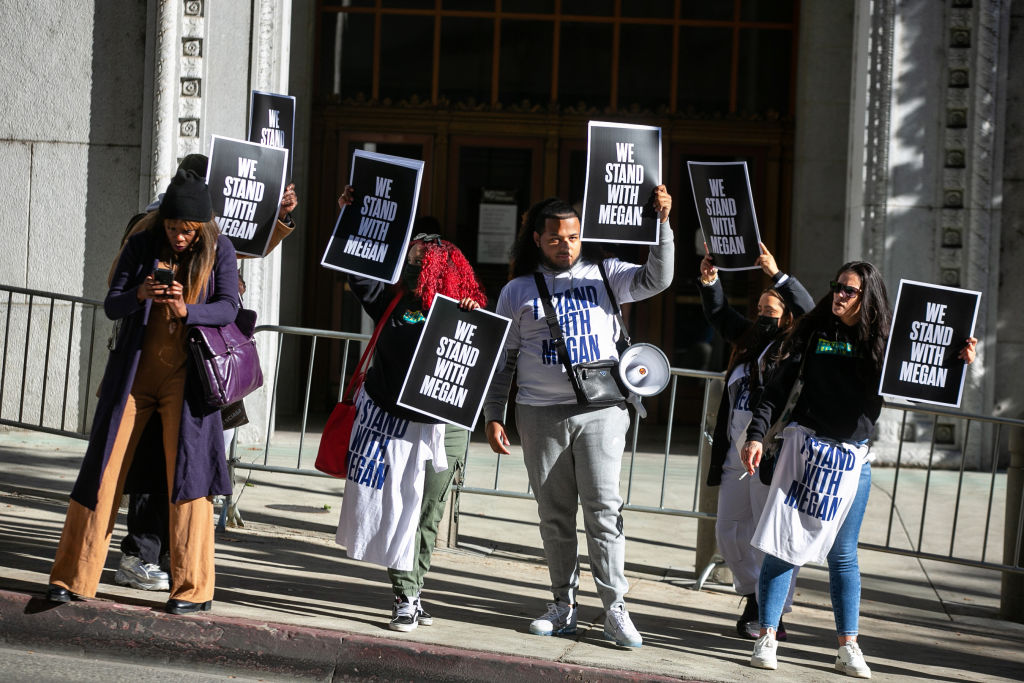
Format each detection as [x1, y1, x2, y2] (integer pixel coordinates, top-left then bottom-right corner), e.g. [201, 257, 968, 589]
[0, 644, 294, 682]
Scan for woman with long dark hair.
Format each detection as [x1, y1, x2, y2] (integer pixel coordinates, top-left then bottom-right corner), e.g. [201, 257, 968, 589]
[740, 261, 975, 677]
[335, 190, 487, 632]
[699, 244, 814, 639]
[47, 170, 238, 615]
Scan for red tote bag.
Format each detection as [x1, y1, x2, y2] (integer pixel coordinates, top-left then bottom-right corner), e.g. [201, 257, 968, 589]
[315, 293, 402, 477]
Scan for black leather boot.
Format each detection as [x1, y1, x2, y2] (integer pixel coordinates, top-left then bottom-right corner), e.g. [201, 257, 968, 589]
[166, 599, 212, 615]
[45, 584, 78, 603]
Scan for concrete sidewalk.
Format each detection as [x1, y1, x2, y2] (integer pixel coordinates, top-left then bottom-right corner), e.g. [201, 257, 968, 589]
[1, 428, 1022, 681]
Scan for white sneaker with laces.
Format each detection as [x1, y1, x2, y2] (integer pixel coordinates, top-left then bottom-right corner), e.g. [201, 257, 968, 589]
[836, 641, 872, 678]
[750, 633, 778, 670]
[529, 601, 577, 636]
[603, 604, 642, 648]
[114, 554, 170, 591]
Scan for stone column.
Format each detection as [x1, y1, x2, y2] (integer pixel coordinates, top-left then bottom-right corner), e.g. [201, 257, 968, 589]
[859, 0, 1008, 467]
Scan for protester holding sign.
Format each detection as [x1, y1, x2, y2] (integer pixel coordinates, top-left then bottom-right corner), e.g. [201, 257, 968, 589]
[47, 170, 239, 615]
[107, 153, 298, 595]
[739, 261, 976, 677]
[699, 242, 814, 640]
[483, 187, 673, 649]
[335, 192, 486, 633]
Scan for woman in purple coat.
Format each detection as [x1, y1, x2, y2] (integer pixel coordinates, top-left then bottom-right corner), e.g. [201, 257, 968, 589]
[46, 170, 238, 615]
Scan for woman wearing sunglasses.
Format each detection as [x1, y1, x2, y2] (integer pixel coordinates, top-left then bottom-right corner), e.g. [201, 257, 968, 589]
[739, 262, 976, 678]
[698, 243, 814, 640]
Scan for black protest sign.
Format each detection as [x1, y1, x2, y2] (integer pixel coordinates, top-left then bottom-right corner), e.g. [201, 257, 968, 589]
[581, 121, 662, 244]
[207, 135, 288, 257]
[397, 296, 511, 431]
[321, 150, 423, 283]
[879, 280, 981, 408]
[247, 90, 295, 179]
[686, 161, 762, 271]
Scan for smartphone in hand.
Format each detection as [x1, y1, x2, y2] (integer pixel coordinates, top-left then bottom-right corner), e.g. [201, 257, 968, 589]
[153, 267, 174, 286]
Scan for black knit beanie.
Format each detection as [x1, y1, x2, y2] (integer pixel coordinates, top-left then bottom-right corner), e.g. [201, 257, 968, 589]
[160, 169, 212, 222]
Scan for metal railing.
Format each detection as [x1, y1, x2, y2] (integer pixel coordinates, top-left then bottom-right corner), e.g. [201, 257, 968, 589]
[233, 323, 367, 476]
[0, 285, 104, 440]
[2, 283, 1022, 582]
[457, 368, 723, 525]
[860, 404, 1024, 574]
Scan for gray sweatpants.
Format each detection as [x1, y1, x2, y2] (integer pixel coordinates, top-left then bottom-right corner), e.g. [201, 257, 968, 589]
[516, 402, 631, 610]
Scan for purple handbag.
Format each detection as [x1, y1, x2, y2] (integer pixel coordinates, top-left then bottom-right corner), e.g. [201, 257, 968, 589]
[188, 308, 264, 408]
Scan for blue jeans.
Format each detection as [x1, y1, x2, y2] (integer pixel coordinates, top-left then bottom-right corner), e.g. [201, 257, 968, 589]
[759, 462, 871, 636]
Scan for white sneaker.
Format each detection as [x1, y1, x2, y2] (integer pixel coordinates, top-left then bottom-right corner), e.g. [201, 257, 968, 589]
[603, 604, 642, 648]
[529, 600, 577, 636]
[751, 633, 778, 670]
[114, 554, 170, 591]
[836, 641, 872, 678]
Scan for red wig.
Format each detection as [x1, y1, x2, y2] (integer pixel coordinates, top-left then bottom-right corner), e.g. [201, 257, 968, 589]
[415, 239, 486, 309]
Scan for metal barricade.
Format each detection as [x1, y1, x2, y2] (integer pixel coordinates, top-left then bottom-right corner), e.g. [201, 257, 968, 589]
[458, 368, 723, 524]
[1, 283, 1022, 584]
[220, 324, 368, 526]
[0, 285, 104, 440]
[858, 404, 1024, 574]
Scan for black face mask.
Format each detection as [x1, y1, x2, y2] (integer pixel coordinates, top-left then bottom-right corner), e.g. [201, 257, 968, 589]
[755, 315, 781, 336]
[402, 263, 422, 292]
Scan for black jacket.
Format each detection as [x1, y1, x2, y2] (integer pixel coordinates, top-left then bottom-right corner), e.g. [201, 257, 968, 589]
[348, 275, 442, 424]
[702, 272, 815, 486]
[746, 315, 883, 446]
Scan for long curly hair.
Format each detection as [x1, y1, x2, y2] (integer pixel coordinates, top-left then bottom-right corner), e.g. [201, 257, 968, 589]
[413, 238, 487, 309]
[144, 214, 219, 305]
[781, 260, 892, 375]
[510, 198, 604, 277]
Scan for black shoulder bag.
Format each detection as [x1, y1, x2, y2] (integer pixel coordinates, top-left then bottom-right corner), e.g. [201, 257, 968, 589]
[758, 340, 812, 485]
[533, 261, 629, 408]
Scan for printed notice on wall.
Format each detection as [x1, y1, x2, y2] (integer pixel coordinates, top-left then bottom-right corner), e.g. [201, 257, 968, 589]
[686, 161, 763, 271]
[477, 189, 518, 264]
[206, 135, 288, 257]
[321, 150, 424, 283]
[397, 296, 511, 430]
[581, 121, 662, 245]
[879, 279, 981, 408]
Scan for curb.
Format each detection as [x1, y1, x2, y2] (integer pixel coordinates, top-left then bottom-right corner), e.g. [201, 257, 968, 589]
[0, 590, 688, 682]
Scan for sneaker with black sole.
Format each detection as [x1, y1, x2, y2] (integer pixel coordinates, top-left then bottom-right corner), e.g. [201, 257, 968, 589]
[389, 595, 421, 632]
[529, 600, 577, 636]
[114, 554, 170, 591]
[736, 593, 759, 639]
[750, 633, 778, 670]
[603, 604, 642, 648]
[835, 641, 872, 678]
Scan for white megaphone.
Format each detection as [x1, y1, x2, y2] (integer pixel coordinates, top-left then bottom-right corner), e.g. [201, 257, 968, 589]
[618, 343, 671, 397]
[618, 343, 671, 419]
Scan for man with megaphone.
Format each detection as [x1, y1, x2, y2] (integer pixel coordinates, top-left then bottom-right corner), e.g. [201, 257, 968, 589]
[483, 187, 674, 649]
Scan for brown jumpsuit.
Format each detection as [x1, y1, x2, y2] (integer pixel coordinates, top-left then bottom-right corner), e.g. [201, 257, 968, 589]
[50, 287, 215, 603]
